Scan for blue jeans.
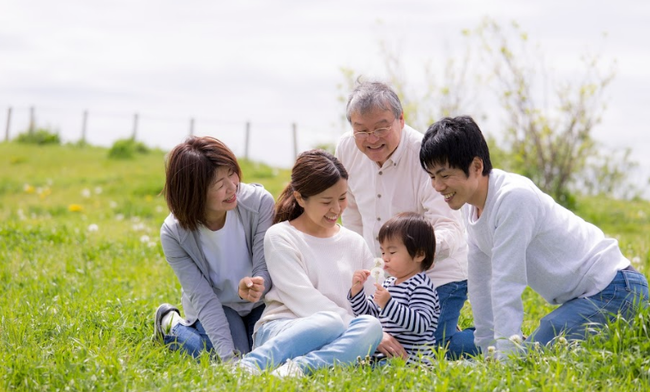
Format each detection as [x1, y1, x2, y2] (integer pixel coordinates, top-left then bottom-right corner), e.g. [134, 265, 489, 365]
[529, 269, 649, 345]
[164, 304, 265, 359]
[239, 311, 383, 375]
[435, 280, 480, 359]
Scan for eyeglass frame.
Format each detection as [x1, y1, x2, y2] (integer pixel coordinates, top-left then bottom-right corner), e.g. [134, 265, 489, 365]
[352, 125, 393, 140]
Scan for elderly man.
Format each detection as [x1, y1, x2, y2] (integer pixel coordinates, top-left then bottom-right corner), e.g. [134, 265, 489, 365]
[335, 81, 478, 359]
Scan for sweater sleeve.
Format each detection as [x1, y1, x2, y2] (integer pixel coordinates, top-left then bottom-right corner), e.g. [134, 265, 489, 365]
[250, 188, 275, 296]
[348, 287, 380, 317]
[467, 240, 495, 353]
[489, 190, 539, 358]
[159, 220, 236, 361]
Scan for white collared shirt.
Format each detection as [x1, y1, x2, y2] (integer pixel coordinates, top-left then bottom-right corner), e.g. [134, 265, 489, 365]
[335, 125, 468, 288]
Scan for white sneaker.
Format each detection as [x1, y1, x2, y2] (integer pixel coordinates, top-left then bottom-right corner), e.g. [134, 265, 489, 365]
[236, 362, 262, 376]
[270, 359, 304, 378]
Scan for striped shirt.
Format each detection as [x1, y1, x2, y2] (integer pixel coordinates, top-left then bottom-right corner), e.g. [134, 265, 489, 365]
[348, 272, 440, 363]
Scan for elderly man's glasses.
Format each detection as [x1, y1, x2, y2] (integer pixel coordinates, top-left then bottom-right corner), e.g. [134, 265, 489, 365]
[353, 127, 391, 140]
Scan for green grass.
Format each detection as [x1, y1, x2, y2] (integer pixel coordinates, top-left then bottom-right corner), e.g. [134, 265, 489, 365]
[1, 142, 649, 391]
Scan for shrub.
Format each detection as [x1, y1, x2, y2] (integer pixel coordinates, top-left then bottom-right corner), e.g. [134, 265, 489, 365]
[108, 138, 150, 159]
[15, 128, 61, 145]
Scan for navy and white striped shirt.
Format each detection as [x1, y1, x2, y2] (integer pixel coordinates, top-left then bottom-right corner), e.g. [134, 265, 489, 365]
[348, 272, 440, 363]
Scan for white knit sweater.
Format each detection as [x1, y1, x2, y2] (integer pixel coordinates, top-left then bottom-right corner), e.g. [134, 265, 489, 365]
[466, 169, 630, 356]
[255, 221, 375, 333]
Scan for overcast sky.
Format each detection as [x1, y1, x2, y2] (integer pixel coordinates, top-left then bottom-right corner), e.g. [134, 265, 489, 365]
[1, 0, 649, 195]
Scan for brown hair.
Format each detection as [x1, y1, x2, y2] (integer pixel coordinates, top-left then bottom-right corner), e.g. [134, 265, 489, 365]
[163, 136, 242, 231]
[274, 149, 348, 224]
[378, 212, 436, 271]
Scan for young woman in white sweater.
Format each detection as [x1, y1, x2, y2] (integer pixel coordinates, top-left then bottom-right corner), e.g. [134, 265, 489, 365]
[238, 149, 383, 377]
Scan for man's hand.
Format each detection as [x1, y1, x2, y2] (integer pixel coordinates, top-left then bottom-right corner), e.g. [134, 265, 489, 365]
[373, 283, 391, 309]
[350, 269, 370, 297]
[238, 276, 265, 303]
[377, 332, 407, 359]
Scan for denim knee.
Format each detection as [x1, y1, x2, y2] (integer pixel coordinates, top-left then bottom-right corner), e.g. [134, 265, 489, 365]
[310, 311, 347, 339]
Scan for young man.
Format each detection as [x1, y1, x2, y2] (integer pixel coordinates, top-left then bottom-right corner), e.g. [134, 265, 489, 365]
[335, 81, 478, 359]
[419, 115, 649, 360]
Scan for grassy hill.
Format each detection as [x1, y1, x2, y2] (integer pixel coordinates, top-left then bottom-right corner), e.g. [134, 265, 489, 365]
[1, 142, 649, 391]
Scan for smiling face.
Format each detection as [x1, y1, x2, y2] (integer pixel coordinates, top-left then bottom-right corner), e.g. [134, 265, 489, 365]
[293, 178, 348, 238]
[427, 157, 487, 213]
[380, 236, 424, 284]
[350, 107, 404, 167]
[204, 166, 240, 227]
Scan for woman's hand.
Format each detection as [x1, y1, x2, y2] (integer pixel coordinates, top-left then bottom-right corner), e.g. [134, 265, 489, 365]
[350, 269, 370, 297]
[377, 332, 407, 359]
[238, 276, 265, 303]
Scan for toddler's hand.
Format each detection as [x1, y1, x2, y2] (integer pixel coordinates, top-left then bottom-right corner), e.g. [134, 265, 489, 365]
[373, 283, 391, 309]
[350, 269, 370, 297]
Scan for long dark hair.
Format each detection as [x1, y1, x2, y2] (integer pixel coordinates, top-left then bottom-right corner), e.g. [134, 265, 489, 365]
[274, 149, 348, 224]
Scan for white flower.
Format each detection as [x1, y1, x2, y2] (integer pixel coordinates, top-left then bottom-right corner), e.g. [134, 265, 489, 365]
[94, 187, 103, 195]
[81, 188, 91, 198]
[509, 334, 523, 344]
[632, 256, 641, 265]
[87, 224, 99, 232]
[370, 267, 385, 283]
[373, 258, 384, 268]
[155, 205, 164, 213]
[115, 213, 124, 221]
[147, 241, 157, 248]
[557, 336, 568, 345]
[487, 346, 496, 355]
[109, 201, 118, 209]
[140, 235, 150, 243]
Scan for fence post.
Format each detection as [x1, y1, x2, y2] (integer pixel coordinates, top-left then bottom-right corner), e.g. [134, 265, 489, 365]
[131, 113, 139, 140]
[81, 110, 88, 144]
[5, 107, 11, 142]
[292, 123, 298, 161]
[244, 121, 250, 160]
[29, 106, 35, 134]
[189, 117, 195, 137]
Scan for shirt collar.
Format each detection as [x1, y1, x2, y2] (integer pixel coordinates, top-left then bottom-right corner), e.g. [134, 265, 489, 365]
[383, 124, 410, 167]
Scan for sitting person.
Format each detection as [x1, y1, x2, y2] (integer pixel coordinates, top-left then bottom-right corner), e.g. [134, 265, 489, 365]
[348, 212, 441, 364]
[153, 136, 274, 362]
[419, 115, 649, 360]
[238, 149, 383, 377]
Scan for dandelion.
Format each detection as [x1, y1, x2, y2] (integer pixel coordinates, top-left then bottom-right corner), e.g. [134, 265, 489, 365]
[557, 336, 568, 346]
[147, 241, 157, 248]
[140, 235, 150, 243]
[115, 213, 124, 221]
[145, 195, 153, 202]
[17, 209, 26, 220]
[371, 266, 385, 283]
[509, 334, 523, 345]
[632, 256, 641, 266]
[88, 224, 99, 232]
[132, 222, 146, 231]
[38, 187, 52, 199]
[109, 201, 118, 209]
[81, 188, 91, 198]
[68, 204, 84, 212]
[94, 186, 103, 195]
[373, 257, 384, 268]
[24, 183, 35, 193]
[155, 205, 164, 213]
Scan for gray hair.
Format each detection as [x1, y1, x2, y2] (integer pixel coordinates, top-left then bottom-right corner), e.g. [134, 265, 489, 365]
[345, 81, 403, 123]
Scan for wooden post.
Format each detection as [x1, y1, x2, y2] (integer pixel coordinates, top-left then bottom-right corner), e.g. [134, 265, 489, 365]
[189, 118, 195, 136]
[81, 110, 88, 144]
[292, 122, 298, 161]
[244, 121, 250, 160]
[5, 107, 11, 142]
[29, 106, 35, 134]
[131, 112, 139, 140]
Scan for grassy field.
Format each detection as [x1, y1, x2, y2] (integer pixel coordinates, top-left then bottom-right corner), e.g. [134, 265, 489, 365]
[1, 142, 650, 391]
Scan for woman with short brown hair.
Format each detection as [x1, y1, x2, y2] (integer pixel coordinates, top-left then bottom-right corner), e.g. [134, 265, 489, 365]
[153, 136, 274, 362]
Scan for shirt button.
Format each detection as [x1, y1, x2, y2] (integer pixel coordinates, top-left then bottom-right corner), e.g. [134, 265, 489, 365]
[377, 217, 381, 221]
[378, 171, 383, 175]
[377, 194, 381, 198]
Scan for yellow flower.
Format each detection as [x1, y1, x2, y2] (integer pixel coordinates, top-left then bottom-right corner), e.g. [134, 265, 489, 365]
[68, 204, 84, 212]
[24, 184, 35, 193]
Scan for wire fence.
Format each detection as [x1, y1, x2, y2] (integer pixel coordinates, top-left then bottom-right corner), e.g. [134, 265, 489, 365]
[3, 105, 345, 169]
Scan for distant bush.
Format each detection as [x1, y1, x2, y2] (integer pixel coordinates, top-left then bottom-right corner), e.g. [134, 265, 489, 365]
[108, 138, 150, 159]
[15, 128, 61, 145]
